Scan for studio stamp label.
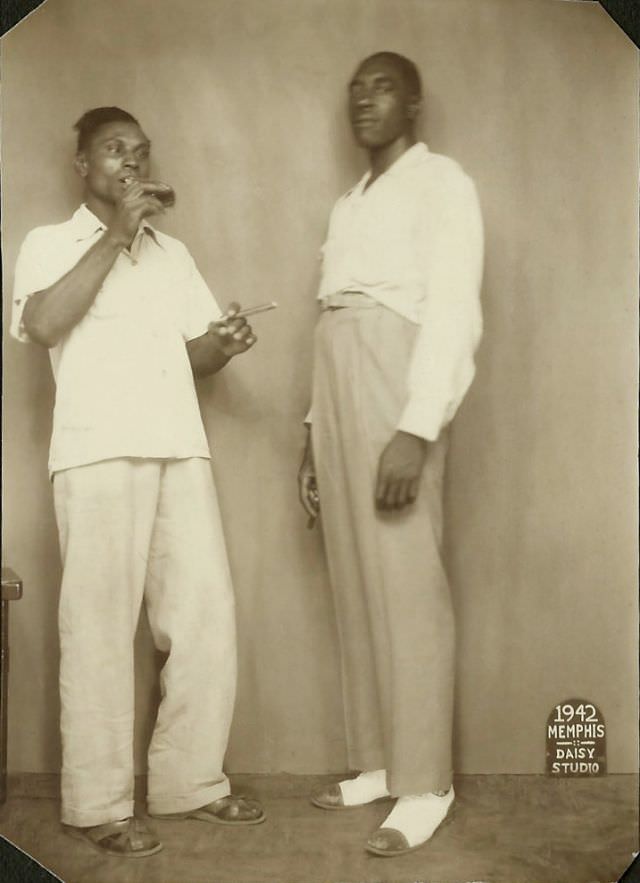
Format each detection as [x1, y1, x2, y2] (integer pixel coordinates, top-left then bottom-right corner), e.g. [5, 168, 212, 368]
[546, 698, 606, 776]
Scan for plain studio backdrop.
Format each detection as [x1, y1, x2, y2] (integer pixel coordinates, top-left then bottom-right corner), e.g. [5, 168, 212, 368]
[1, 0, 638, 780]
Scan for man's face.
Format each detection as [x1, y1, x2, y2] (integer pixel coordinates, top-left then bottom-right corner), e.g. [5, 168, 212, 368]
[75, 121, 151, 204]
[348, 57, 418, 150]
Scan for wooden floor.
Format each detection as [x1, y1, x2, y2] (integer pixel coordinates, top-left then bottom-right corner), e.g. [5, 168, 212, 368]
[0, 774, 637, 883]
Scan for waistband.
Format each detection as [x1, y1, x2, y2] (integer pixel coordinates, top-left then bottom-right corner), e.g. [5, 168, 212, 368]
[321, 291, 379, 311]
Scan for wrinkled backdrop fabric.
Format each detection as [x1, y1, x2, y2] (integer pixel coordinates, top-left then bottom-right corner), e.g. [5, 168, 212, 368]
[1, 0, 638, 777]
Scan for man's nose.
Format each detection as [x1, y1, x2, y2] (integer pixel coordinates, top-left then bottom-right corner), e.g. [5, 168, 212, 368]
[122, 153, 139, 169]
[355, 90, 374, 107]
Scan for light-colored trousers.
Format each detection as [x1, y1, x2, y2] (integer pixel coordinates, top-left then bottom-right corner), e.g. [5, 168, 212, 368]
[53, 457, 236, 827]
[311, 302, 455, 797]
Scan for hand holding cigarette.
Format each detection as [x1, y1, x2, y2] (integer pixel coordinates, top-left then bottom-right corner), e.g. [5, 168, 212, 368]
[216, 301, 278, 322]
[206, 301, 277, 358]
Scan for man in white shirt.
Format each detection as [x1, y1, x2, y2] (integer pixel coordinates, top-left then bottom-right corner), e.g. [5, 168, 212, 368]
[11, 106, 265, 857]
[298, 53, 483, 856]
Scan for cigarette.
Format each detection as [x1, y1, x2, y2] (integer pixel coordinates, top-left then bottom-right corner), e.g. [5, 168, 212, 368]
[218, 302, 278, 321]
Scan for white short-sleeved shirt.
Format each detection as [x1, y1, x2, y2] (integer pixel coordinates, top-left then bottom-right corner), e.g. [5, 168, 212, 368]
[11, 204, 222, 475]
[318, 142, 484, 441]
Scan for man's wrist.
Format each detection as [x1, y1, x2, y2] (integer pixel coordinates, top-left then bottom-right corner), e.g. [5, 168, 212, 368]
[102, 229, 128, 251]
[205, 328, 232, 361]
[397, 429, 429, 449]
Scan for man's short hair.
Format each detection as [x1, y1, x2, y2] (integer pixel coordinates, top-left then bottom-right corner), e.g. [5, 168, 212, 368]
[73, 107, 140, 152]
[359, 52, 422, 98]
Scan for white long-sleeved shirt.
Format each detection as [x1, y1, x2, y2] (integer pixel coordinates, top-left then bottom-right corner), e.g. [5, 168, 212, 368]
[318, 142, 484, 441]
[11, 204, 221, 475]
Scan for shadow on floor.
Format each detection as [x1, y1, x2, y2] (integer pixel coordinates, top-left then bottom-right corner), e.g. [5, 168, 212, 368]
[0, 774, 637, 883]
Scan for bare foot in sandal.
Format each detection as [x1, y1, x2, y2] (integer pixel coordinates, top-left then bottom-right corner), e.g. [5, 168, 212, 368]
[151, 794, 265, 825]
[64, 817, 162, 857]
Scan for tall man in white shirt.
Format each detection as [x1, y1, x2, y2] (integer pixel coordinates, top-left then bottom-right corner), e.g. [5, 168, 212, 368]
[298, 53, 483, 856]
[11, 106, 265, 857]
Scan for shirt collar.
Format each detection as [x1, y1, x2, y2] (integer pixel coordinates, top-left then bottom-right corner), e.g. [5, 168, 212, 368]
[70, 203, 161, 247]
[354, 141, 430, 196]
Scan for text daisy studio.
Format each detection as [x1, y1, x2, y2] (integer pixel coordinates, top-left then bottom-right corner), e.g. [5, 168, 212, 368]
[545, 699, 606, 776]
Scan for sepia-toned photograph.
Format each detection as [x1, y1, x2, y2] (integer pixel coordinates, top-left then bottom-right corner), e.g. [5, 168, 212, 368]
[1, 1, 638, 881]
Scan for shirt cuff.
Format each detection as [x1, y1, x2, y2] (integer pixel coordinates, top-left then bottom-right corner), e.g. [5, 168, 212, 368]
[10, 296, 34, 343]
[396, 397, 447, 442]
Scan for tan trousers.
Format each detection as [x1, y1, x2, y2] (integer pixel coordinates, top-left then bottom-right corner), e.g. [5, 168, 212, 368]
[311, 303, 455, 797]
[53, 457, 236, 827]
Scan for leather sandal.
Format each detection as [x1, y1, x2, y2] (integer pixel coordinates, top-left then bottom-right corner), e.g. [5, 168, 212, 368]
[64, 817, 163, 857]
[152, 794, 265, 825]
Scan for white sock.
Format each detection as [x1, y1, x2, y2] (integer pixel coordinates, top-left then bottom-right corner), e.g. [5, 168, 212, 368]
[380, 787, 454, 847]
[339, 769, 390, 806]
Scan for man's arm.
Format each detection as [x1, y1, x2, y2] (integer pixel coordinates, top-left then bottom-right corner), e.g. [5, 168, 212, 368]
[23, 234, 126, 347]
[375, 167, 484, 511]
[22, 183, 163, 347]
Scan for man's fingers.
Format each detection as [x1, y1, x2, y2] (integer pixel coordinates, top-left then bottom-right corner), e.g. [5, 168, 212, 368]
[208, 320, 231, 337]
[375, 434, 426, 512]
[303, 497, 318, 519]
[207, 321, 256, 349]
[306, 478, 320, 515]
[395, 480, 414, 510]
[384, 478, 402, 510]
[376, 478, 397, 510]
[407, 478, 419, 505]
[389, 480, 404, 510]
[122, 179, 143, 197]
[376, 474, 416, 511]
[226, 301, 241, 318]
[299, 476, 319, 518]
[232, 326, 257, 348]
[231, 322, 251, 341]
[211, 313, 249, 339]
[122, 182, 148, 203]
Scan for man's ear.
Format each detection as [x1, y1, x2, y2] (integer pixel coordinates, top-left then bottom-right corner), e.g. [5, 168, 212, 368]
[74, 152, 88, 178]
[407, 96, 421, 122]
